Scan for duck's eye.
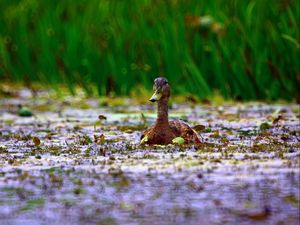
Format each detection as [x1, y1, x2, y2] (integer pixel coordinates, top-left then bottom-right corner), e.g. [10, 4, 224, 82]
[153, 86, 162, 93]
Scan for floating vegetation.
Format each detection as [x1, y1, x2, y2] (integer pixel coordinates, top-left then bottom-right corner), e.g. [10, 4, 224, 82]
[0, 90, 299, 224]
[172, 137, 185, 145]
[0, 1, 299, 100]
[17, 106, 33, 117]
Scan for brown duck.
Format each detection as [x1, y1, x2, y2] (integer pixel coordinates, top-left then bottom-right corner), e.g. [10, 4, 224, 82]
[141, 77, 201, 145]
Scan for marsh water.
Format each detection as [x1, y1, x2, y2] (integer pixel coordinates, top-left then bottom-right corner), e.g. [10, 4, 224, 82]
[0, 88, 299, 225]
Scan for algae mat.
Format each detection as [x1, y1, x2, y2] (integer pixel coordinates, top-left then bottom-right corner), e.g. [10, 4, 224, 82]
[0, 90, 299, 225]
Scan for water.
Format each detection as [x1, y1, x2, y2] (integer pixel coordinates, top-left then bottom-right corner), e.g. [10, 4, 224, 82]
[0, 89, 299, 225]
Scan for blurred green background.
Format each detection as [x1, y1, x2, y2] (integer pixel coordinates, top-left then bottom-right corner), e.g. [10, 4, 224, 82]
[0, 0, 299, 100]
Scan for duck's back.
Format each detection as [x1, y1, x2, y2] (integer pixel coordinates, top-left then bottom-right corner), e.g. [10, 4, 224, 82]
[140, 120, 201, 145]
[169, 120, 201, 144]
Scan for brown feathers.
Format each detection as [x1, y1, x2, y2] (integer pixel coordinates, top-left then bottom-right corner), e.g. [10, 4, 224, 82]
[141, 77, 201, 145]
[141, 120, 201, 145]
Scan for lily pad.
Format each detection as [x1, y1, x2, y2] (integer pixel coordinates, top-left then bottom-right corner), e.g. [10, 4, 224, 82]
[18, 106, 33, 117]
[172, 137, 185, 145]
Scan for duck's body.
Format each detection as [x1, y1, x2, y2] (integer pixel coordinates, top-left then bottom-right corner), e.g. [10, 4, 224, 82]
[141, 77, 201, 145]
[141, 120, 201, 145]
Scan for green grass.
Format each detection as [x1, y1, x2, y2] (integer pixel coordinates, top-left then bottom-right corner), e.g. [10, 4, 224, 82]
[0, 0, 299, 100]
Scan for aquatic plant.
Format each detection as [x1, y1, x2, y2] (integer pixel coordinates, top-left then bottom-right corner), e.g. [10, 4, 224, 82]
[0, 0, 299, 100]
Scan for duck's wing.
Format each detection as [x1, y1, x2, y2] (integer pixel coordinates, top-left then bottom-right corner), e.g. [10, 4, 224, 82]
[169, 120, 201, 144]
[140, 125, 154, 140]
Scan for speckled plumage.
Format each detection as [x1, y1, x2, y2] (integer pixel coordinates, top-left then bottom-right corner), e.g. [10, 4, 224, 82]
[141, 77, 201, 145]
[141, 120, 201, 145]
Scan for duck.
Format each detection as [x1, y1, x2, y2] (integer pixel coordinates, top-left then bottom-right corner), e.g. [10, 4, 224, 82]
[141, 77, 201, 145]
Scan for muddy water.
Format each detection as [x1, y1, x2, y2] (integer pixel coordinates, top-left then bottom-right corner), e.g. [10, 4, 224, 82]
[0, 89, 299, 225]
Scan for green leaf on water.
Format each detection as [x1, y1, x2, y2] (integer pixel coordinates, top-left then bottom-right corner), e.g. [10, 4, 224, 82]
[18, 106, 33, 117]
[140, 135, 148, 144]
[172, 137, 185, 145]
[259, 122, 272, 131]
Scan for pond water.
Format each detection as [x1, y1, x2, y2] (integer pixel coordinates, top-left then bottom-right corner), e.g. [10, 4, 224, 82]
[0, 89, 299, 225]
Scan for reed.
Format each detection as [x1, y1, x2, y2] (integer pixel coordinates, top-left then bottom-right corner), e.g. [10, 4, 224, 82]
[0, 0, 299, 100]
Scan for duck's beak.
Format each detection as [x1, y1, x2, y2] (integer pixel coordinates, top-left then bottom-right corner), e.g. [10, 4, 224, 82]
[149, 89, 162, 102]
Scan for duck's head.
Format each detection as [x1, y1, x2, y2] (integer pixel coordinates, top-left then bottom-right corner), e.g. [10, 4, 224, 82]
[149, 77, 170, 102]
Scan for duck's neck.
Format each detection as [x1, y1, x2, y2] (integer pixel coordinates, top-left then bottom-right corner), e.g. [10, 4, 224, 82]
[155, 98, 169, 126]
